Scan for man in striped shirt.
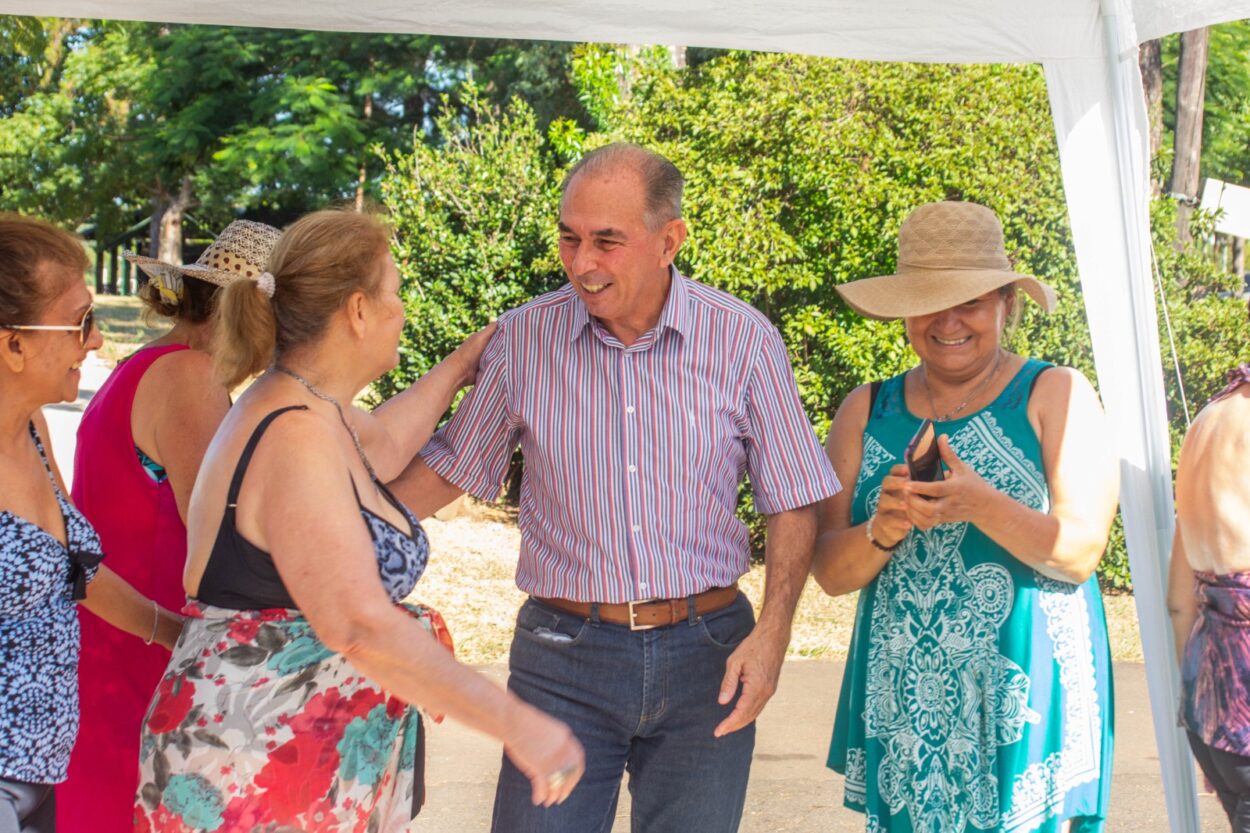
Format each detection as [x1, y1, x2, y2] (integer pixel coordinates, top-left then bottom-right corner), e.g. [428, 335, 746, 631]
[392, 143, 841, 832]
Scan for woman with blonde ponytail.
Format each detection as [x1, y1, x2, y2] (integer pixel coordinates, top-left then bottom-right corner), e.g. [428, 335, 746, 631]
[134, 209, 584, 832]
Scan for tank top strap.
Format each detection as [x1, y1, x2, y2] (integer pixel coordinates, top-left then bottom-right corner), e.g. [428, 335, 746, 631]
[224, 406, 309, 509]
[27, 421, 61, 497]
[347, 473, 366, 509]
[868, 371, 910, 421]
[996, 357, 1054, 410]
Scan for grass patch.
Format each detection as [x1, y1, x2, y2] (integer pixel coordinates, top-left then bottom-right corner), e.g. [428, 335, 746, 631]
[93, 295, 168, 366]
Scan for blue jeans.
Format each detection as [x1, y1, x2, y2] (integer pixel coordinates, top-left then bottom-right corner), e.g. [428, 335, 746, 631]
[491, 593, 758, 833]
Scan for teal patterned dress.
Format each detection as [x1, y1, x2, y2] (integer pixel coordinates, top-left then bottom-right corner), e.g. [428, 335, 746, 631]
[827, 359, 1114, 833]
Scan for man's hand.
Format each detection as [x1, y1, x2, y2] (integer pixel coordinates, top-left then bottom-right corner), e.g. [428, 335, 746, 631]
[714, 621, 789, 737]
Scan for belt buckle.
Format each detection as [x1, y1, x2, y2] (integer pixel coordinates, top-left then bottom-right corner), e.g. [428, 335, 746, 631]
[628, 599, 660, 631]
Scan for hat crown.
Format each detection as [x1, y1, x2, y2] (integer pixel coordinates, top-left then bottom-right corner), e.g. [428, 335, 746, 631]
[193, 220, 283, 279]
[897, 201, 1011, 272]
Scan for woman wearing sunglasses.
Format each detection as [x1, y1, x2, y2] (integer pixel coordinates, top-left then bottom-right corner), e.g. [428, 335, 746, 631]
[0, 214, 182, 833]
[59, 220, 281, 833]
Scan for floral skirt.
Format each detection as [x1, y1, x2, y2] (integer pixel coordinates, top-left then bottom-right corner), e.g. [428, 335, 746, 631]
[134, 601, 452, 833]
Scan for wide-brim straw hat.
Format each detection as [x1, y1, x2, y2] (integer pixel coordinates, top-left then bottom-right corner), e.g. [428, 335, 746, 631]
[123, 219, 282, 289]
[835, 201, 1057, 320]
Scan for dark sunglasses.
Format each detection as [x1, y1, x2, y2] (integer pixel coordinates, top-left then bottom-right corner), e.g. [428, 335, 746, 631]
[5, 305, 96, 348]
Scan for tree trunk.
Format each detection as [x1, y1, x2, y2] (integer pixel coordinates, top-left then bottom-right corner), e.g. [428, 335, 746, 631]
[1234, 236, 1245, 282]
[355, 94, 374, 212]
[669, 45, 687, 69]
[617, 44, 643, 102]
[1171, 27, 1210, 245]
[158, 176, 195, 264]
[148, 199, 165, 258]
[38, 19, 78, 89]
[1138, 39, 1164, 193]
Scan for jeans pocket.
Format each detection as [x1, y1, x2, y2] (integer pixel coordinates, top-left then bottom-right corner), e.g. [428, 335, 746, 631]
[697, 595, 755, 649]
[514, 600, 589, 647]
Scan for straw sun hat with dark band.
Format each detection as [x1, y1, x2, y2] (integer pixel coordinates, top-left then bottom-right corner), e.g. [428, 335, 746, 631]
[835, 201, 1057, 321]
[123, 220, 281, 303]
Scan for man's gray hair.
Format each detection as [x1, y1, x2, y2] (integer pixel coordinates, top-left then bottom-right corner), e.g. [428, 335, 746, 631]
[561, 143, 684, 230]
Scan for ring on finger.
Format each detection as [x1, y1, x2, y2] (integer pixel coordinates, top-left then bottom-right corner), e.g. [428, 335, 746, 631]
[546, 764, 578, 790]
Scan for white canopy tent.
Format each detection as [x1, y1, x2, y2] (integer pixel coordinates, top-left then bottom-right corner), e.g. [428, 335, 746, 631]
[5, 0, 1250, 828]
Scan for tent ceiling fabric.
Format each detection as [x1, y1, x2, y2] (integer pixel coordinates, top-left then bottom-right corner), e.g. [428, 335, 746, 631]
[0, 0, 1247, 64]
[1133, 0, 1250, 42]
[7, 1, 1250, 832]
[0, 0, 1234, 61]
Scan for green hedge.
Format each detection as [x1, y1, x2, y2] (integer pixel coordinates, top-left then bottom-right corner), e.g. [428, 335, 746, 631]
[379, 52, 1249, 590]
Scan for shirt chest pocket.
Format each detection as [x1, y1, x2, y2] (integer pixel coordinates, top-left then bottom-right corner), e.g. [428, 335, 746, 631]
[652, 393, 743, 486]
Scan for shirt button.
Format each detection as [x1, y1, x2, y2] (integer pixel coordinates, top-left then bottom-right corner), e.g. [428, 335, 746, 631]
[632, 525, 641, 533]
[639, 582, 648, 592]
[628, 464, 637, 473]
[626, 405, 635, 414]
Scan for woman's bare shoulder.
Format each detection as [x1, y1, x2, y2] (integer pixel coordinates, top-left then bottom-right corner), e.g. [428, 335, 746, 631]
[140, 347, 220, 390]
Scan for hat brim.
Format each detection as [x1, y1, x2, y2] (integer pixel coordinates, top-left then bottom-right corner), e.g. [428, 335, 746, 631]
[122, 252, 244, 289]
[835, 268, 1056, 321]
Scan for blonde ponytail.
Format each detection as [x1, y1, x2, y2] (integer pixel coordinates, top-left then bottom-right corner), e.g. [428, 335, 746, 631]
[211, 207, 391, 388]
[212, 279, 276, 388]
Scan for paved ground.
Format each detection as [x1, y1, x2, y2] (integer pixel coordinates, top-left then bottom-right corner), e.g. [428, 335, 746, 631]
[412, 662, 1227, 833]
[44, 355, 1226, 832]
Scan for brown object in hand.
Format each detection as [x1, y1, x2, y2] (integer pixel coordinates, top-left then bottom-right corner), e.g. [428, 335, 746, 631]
[906, 418, 942, 485]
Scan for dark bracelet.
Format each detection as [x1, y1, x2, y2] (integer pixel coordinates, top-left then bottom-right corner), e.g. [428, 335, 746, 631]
[865, 515, 903, 553]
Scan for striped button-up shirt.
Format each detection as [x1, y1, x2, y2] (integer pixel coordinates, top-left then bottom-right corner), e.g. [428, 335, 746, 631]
[421, 270, 841, 602]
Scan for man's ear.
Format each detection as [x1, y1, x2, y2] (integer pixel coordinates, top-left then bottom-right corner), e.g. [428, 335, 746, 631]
[0, 331, 25, 373]
[659, 218, 688, 267]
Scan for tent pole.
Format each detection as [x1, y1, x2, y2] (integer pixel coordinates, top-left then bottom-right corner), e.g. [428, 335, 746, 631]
[1045, 2, 1200, 830]
[1097, 6, 1200, 830]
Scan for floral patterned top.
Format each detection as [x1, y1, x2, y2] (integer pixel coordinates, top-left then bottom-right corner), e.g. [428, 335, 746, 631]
[0, 422, 102, 783]
[827, 359, 1114, 833]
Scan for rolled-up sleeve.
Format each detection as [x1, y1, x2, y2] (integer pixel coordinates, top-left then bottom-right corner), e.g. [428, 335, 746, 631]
[420, 329, 520, 501]
[742, 327, 842, 514]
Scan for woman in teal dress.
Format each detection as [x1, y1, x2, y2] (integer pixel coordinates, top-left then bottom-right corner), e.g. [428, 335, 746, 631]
[813, 201, 1119, 833]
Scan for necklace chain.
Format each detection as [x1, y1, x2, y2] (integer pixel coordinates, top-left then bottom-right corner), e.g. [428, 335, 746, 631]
[274, 365, 379, 483]
[921, 349, 1004, 422]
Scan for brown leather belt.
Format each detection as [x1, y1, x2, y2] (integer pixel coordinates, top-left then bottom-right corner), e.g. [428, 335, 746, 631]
[535, 584, 740, 631]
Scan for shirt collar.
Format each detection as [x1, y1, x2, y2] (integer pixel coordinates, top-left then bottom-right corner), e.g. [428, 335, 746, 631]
[568, 265, 692, 345]
[656, 266, 693, 340]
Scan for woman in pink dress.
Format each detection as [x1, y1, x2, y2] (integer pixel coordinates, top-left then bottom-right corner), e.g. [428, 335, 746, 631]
[59, 221, 280, 833]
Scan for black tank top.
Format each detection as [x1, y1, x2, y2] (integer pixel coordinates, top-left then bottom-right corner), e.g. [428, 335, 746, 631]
[196, 405, 429, 610]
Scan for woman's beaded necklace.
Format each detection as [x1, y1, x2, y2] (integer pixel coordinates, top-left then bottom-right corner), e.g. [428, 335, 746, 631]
[273, 365, 379, 483]
[921, 348, 1004, 422]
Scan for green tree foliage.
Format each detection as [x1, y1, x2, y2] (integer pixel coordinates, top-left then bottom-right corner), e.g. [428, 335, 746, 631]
[376, 90, 564, 400]
[0, 20, 151, 236]
[1160, 21, 1250, 187]
[380, 48, 1249, 588]
[574, 52, 1088, 434]
[1153, 200, 1250, 442]
[0, 17, 587, 246]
